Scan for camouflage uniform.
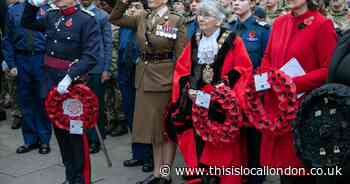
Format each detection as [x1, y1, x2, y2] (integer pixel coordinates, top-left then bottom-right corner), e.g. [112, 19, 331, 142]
[328, 9, 350, 36]
[264, 0, 290, 25]
[0, 72, 22, 119]
[265, 7, 287, 25]
[104, 25, 124, 130]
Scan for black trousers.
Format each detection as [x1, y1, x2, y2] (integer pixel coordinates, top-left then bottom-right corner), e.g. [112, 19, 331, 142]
[315, 176, 350, 184]
[245, 128, 265, 184]
[280, 175, 316, 184]
[54, 127, 90, 184]
[0, 71, 6, 121]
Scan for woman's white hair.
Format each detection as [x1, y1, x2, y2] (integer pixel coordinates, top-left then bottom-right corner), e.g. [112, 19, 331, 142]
[198, 0, 227, 22]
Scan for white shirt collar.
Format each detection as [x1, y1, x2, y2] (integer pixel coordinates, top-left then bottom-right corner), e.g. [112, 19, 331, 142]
[202, 28, 221, 41]
[197, 28, 221, 64]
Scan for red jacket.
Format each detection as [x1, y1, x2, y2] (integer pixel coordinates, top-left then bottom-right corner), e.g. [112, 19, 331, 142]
[259, 10, 337, 168]
[172, 32, 252, 184]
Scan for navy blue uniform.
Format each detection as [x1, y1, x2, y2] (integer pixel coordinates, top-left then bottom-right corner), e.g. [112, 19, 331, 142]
[83, 3, 112, 149]
[229, 15, 270, 184]
[117, 27, 153, 162]
[21, 2, 100, 184]
[2, 2, 51, 145]
[185, 16, 198, 40]
[229, 16, 270, 68]
[0, 0, 7, 121]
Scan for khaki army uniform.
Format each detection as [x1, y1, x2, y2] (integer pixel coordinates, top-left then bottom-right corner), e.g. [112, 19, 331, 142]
[110, 1, 186, 144]
[328, 9, 350, 35]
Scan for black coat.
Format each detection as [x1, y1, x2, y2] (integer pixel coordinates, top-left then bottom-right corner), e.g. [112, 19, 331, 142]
[328, 30, 350, 86]
[0, 0, 7, 34]
[0, 0, 7, 60]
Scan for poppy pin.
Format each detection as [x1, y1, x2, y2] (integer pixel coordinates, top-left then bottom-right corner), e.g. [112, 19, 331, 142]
[39, 8, 46, 16]
[247, 32, 258, 41]
[304, 16, 314, 26]
[64, 18, 73, 28]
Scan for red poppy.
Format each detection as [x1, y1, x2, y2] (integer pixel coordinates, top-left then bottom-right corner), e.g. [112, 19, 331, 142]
[45, 84, 99, 131]
[245, 69, 298, 136]
[191, 85, 244, 145]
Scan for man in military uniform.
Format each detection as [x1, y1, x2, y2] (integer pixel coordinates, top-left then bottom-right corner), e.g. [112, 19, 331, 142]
[96, 0, 127, 138]
[231, 0, 270, 183]
[264, 0, 286, 24]
[328, 0, 350, 36]
[21, 0, 101, 182]
[2, 0, 22, 129]
[81, 0, 112, 154]
[172, 0, 187, 16]
[2, 0, 52, 154]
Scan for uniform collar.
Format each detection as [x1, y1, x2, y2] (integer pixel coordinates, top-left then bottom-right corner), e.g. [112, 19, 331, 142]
[330, 9, 347, 17]
[239, 15, 256, 27]
[84, 3, 96, 11]
[60, 5, 79, 16]
[154, 6, 168, 18]
[8, 1, 19, 8]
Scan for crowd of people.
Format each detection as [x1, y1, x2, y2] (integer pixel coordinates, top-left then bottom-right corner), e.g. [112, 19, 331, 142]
[0, 0, 350, 184]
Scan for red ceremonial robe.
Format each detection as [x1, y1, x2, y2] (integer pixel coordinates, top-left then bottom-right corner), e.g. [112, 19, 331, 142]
[171, 30, 253, 184]
[259, 10, 337, 168]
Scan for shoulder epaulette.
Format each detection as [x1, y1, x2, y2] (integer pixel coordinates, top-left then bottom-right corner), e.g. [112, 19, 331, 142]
[47, 7, 59, 12]
[169, 10, 182, 17]
[256, 20, 270, 28]
[46, 3, 59, 12]
[81, 9, 95, 17]
[169, 11, 182, 18]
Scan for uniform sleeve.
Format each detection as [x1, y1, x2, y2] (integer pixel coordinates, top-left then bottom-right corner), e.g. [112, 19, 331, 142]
[109, 0, 138, 29]
[68, 18, 100, 78]
[175, 16, 187, 59]
[21, 2, 46, 32]
[292, 20, 337, 93]
[101, 15, 113, 72]
[2, 10, 16, 69]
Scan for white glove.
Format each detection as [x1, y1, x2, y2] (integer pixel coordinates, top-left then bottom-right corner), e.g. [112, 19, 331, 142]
[57, 75, 72, 95]
[27, 0, 47, 7]
[9, 68, 18, 77]
[1, 61, 9, 72]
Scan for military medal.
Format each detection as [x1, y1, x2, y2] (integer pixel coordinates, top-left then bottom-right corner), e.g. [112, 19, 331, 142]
[64, 18, 73, 28]
[156, 17, 178, 39]
[202, 64, 214, 84]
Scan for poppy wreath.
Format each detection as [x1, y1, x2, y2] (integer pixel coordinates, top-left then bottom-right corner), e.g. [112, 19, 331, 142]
[191, 84, 244, 144]
[245, 69, 298, 136]
[45, 84, 99, 131]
